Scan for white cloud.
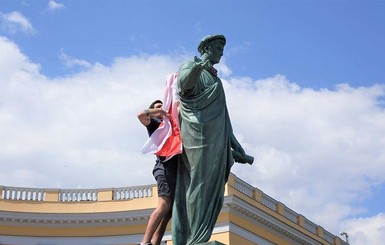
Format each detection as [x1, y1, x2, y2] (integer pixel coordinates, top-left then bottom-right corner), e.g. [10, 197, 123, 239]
[59, 49, 92, 69]
[226, 74, 385, 236]
[0, 11, 35, 34]
[1, 37, 385, 244]
[0, 36, 182, 189]
[47, 0, 66, 12]
[345, 213, 385, 244]
[0, 36, 42, 81]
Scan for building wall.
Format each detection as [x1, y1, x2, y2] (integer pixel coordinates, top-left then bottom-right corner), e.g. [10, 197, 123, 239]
[0, 173, 347, 245]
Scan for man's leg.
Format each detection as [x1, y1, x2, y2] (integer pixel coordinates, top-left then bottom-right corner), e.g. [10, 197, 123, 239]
[141, 196, 172, 245]
[152, 206, 172, 245]
[152, 156, 178, 244]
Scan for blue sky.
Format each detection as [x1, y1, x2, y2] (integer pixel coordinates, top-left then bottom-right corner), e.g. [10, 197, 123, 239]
[1, 1, 385, 244]
[2, 0, 385, 88]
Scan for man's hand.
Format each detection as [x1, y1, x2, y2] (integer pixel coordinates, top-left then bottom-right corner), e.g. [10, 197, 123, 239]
[158, 109, 170, 118]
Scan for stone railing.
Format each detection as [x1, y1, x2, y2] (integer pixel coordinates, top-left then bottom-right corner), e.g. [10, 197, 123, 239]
[0, 184, 154, 202]
[304, 218, 318, 234]
[324, 230, 337, 244]
[113, 185, 153, 200]
[284, 206, 298, 223]
[261, 193, 278, 211]
[233, 177, 254, 197]
[1, 186, 45, 201]
[230, 175, 349, 245]
[59, 189, 98, 202]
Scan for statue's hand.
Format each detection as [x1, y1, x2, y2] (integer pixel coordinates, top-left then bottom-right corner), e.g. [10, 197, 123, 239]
[194, 56, 211, 69]
[232, 150, 254, 165]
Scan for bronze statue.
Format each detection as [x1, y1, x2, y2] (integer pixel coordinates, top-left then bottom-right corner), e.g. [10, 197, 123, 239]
[172, 34, 253, 245]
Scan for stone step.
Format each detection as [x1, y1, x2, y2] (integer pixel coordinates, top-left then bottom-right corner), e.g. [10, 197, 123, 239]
[197, 241, 226, 245]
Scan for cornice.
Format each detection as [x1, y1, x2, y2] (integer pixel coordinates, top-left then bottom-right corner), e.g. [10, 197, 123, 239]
[223, 195, 324, 245]
[0, 209, 152, 227]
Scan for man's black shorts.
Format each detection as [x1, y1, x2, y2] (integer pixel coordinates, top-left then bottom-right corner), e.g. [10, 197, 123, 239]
[152, 155, 178, 199]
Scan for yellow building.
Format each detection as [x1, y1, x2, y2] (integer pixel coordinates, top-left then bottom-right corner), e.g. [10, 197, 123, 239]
[0, 173, 347, 245]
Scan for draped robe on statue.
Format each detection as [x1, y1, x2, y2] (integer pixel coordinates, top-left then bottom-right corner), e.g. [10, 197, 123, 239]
[172, 60, 235, 245]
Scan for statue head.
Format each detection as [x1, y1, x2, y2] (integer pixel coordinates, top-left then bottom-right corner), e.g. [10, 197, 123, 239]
[198, 35, 226, 65]
[197, 34, 226, 55]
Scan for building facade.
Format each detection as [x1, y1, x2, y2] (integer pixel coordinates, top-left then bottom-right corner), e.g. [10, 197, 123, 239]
[0, 173, 348, 245]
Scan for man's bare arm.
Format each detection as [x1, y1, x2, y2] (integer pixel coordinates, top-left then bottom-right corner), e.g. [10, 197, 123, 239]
[137, 108, 168, 126]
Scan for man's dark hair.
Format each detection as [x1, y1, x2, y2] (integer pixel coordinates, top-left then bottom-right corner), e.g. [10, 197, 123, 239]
[149, 100, 163, 109]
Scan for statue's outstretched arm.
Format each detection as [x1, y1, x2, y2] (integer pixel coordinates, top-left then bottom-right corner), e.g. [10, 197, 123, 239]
[178, 57, 210, 93]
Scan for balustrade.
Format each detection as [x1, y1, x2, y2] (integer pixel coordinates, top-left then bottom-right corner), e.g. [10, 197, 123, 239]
[261, 193, 278, 211]
[0, 184, 153, 202]
[323, 230, 335, 244]
[59, 189, 97, 202]
[233, 177, 254, 198]
[304, 219, 318, 234]
[113, 185, 152, 200]
[284, 206, 298, 223]
[2, 186, 44, 201]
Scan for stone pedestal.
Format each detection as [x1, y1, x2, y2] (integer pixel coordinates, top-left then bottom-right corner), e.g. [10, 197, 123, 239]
[197, 241, 226, 245]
